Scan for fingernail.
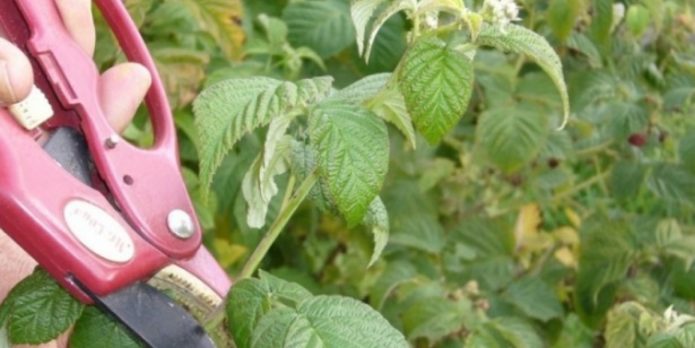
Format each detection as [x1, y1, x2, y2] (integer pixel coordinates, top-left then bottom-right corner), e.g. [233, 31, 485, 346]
[0, 59, 17, 106]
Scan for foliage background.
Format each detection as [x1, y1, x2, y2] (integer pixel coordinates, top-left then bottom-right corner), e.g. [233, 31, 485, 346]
[7, 0, 695, 347]
[96, 0, 695, 346]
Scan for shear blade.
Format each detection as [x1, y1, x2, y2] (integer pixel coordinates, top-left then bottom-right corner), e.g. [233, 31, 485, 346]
[85, 281, 216, 348]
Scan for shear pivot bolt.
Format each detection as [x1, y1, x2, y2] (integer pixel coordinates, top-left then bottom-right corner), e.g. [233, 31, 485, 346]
[105, 135, 120, 149]
[167, 209, 195, 239]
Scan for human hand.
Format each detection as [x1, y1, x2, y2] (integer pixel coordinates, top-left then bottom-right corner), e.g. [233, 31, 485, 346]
[0, 1, 151, 346]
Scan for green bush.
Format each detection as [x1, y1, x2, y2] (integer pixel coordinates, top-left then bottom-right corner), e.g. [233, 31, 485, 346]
[3, 0, 695, 347]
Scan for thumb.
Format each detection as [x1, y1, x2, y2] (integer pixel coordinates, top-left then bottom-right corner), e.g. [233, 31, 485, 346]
[0, 38, 33, 106]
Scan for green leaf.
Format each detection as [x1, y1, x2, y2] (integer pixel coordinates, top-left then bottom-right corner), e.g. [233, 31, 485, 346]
[125, 0, 154, 27]
[664, 76, 695, 110]
[547, 0, 581, 41]
[371, 86, 418, 149]
[194, 76, 333, 201]
[655, 219, 695, 267]
[359, 14, 409, 73]
[679, 130, 695, 174]
[362, 197, 390, 267]
[604, 302, 654, 348]
[251, 295, 408, 348]
[309, 101, 389, 225]
[503, 277, 563, 322]
[605, 101, 648, 140]
[330, 73, 391, 104]
[648, 334, 685, 348]
[370, 261, 419, 310]
[383, 181, 445, 253]
[289, 140, 338, 214]
[400, 36, 474, 144]
[416, 0, 465, 14]
[465, 322, 512, 348]
[676, 324, 695, 347]
[575, 217, 636, 326]
[351, 0, 388, 57]
[4, 269, 83, 345]
[626, 5, 650, 37]
[477, 24, 570, 128]
[648, 164, 695, 206]
[611, 161, 647, 201]
[179, 0, 245, 59]
[448, 217, 515, 290]
[363, 0, 415, 62]
[283, 0, 355, 58]
[258, 271, 314, 306]
[257, 14, 289, 50]
[402, 297, 468, 342]
[567, 33, 602, 68]
[226, 274, 313, 348]
[466, 317, 543, 348]
[195, 77, 280, 199]
[477, 106, 548, 173]
[69, 307, 142, 348]
[493, 317, 544, 348]
[552, 314, 594, 348]
[589, 0, 614, 50]
[242, 117, 293, 228]
[329, 74, 417, 148]
[0, 325, 8, 348]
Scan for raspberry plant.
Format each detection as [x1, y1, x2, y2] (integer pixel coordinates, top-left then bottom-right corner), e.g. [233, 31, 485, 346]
[3, 0, 695, 347]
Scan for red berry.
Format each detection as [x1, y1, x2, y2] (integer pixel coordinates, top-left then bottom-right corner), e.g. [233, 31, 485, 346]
[628, 133, 647, 147]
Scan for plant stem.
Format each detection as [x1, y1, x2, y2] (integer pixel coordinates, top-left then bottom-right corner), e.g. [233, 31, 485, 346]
[202, 171, 317, 334]
[552, 170, 611, 203]
[238, 170, 318, 279]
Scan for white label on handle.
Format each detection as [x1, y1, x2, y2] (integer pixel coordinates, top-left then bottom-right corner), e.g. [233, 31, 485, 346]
[64, 200, 135, 263]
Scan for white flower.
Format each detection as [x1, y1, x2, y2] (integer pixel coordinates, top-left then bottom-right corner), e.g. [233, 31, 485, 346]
[424, 11, 439, 29]
[483, 0, 521, 29]
[663, 305, 695, 332]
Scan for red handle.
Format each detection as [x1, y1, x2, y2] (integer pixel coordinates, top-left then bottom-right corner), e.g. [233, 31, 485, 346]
[0, 0, 232, 300]
[0, 108, 170, 301]
[94, 0, 174, 147]
[12, 0, 200, 258]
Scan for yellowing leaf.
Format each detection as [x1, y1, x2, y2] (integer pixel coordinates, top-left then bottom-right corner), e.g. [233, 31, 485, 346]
[555, 247, 577, 269]
[514, 204, 542, 250]
[565, 208, 582, 228]
[553, 227, 579, 268]
[213, 239, 247, 268]
[554, 226, 579, 246]
[153, 47, 210, 108]
[180, 0, 245, 60]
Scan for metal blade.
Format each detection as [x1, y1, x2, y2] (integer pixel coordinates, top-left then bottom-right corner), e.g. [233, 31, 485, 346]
[81, 281, 216, 348]
[42, 127, 93, 184]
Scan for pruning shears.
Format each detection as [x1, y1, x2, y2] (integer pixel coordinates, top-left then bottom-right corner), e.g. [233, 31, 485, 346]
[0, 0, 232, 347]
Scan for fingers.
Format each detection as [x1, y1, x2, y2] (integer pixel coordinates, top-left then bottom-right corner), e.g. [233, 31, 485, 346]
[0, 235, 38, 301]
[98, 63, 152, 133]
[55, 0, 95, 56]
[0, 38, 33, 106]
[0, 0, 94, 107]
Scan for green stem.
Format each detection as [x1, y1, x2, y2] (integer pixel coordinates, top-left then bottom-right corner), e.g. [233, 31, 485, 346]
[238, 170, 318, 279]
[575, 140, 614, 157]
[202, 171, 317, 334]
[552, 170, 611, 203]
